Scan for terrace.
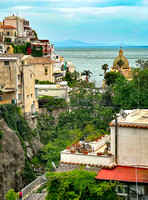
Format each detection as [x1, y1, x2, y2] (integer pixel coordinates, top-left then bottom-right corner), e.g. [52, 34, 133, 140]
[60, 135, 116, 168]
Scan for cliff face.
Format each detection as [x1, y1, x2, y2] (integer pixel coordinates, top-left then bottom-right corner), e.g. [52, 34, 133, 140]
[0, 119, 25, 200]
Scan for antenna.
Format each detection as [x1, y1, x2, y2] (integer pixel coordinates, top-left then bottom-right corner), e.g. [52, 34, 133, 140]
[120, 109, 127, 119]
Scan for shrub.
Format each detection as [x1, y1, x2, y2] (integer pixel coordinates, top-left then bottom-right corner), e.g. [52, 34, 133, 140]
[5, 189, 17, 200]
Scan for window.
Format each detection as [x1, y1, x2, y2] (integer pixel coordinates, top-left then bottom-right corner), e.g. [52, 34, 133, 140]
[27, 95, 29, 100]
[45, 90, 48, 92]
[7, 32, 10, 36]
[30, 74, 32, 79]
[15, 32, 16, 37]
[18, 75, 20, 80]
[117, 185, 129, 195]
[0, 32, 1, 35]
[18, 94, 21, 101]
[45, 68, 48, 75]
[4, 61, 9, 66]
[0, 46, 2, 49]
[0, 95, 3, 101]
[31, 94, 33, 98]
[18, 85, 21, 89]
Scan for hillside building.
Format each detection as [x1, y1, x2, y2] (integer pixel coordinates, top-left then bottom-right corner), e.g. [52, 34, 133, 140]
[27, 57, 55, 83]
[3, 15, 36, 44]
[0, 54, 38, 114]
[96, 109, 148, 199]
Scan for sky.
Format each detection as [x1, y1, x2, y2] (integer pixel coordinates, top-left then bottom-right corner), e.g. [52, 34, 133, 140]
[0, 0, 148, 45]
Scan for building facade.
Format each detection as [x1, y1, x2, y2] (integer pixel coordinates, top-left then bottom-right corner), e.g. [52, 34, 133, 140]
[0, 54, 38, 114]
[27, 57, 55, 83]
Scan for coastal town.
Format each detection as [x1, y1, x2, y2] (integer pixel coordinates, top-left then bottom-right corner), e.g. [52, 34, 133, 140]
[0, 14, 148, 200]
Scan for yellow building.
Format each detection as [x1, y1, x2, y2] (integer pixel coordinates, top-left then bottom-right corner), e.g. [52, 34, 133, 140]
[0, 54, 38, 114]
[27, 57, 55, 83]
[0, 25, 17, 43]
[111, 48, 132, 80]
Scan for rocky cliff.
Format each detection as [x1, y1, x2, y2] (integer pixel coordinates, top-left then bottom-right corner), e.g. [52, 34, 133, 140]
[0, 118, 25, 200]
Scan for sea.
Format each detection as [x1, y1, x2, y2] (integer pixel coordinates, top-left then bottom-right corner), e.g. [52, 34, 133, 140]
[55, 46, 148, 87]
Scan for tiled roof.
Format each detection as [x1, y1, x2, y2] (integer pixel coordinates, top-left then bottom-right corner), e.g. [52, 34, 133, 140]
[27, 57, 54, 64]
[110, 109, 148, 127]
[59, 161, 116, 169]
[96, 165, 148, 183]
[0, 25, 16, 29]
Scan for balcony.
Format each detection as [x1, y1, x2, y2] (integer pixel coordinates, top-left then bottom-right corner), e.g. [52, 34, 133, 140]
[0, 100, 12, 105]
[60, 135, 115, 168]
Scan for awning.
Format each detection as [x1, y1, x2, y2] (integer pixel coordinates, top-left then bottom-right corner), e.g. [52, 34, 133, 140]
[96, 165, 148, 183]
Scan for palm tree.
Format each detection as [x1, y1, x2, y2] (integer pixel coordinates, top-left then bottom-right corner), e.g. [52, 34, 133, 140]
[117, 59, 124, 73]
[71, 70, 80, 86]
[81, 70, 92, 82]
[102, 64, 109, 75]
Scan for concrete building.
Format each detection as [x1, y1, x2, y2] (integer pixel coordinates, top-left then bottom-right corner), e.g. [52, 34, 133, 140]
[60, 135, 114, 167]
[109, 109, 148, 168]
[0, 25, 17, 43]
[0, 54, 38, 114]
[96, 109, 148, 199]
[27, 57, 55, 83]
[3, 15, 36, 44]
[35, 81, 69, 101]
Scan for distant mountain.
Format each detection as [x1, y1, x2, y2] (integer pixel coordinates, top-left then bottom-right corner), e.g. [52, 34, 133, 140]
[52, 39, 99, 46]
[52, 39, 146, 47]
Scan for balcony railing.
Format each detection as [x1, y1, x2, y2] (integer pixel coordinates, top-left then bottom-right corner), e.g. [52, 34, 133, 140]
[0, 100, 12, 105]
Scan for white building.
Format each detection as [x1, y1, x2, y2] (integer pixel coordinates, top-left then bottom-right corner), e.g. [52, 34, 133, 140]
[110, 109, 148, 168]
[35, 81, 69, 101]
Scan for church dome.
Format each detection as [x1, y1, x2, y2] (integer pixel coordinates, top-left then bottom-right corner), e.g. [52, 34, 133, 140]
[113, 48, 129, 69]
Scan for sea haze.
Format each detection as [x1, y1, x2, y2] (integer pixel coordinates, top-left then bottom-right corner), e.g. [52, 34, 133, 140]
[55, 46, 148, 87]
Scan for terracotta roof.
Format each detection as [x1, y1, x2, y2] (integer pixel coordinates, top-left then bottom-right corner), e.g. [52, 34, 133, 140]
[59, 161, 116, 169]
[110, 109, 148, 128]
[109, 123, 148, 129]
[27, 57, 54, 64]
[96, 165, 148, 183]
[0, 25, 16, 29]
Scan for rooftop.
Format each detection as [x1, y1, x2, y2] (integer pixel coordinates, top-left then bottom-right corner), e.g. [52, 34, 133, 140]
[96, 165, 148, 183]
[0, 25, 16, 29]
[27, 57, 54, 65]
[110, 109, 148, 128]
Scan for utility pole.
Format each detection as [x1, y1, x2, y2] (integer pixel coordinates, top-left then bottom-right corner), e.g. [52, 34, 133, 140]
[137, 79, 139, 109]
[115, 115, 118, 164]
[16, 12, 18, 45]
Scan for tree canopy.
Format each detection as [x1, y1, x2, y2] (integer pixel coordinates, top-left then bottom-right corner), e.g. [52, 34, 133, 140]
[46, 169, 118, 200]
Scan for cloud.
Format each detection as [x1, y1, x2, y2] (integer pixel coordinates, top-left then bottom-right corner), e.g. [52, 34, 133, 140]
[12, 6, 33, 10]
[52, 6, 148, 19]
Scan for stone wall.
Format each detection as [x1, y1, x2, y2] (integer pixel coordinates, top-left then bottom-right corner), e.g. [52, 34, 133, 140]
[0, 119, 25, 200]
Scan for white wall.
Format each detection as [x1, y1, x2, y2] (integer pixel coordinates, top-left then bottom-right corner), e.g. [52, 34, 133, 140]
[90, 135, 110, 151]
[61, 151, 114, 166]
[111, 126, 148, 167]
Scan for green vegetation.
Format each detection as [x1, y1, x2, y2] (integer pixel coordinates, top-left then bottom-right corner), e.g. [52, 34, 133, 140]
[102, 63, 109, 74]
[4, 37, 11, 44]
[32, 30, 38, 40]
[46, 169, 118, 200]
[38, 96, 68, 111]
[5, 189, 18, 200]
[104, 60, 148, 109]
[31, 45, 43, 57]
[12, 42, 30, 54]
[136, 59, 148, 70]
[104, 71, 124, 86]
[0, 104, 36, 184]
[35, 80, 55, 84]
